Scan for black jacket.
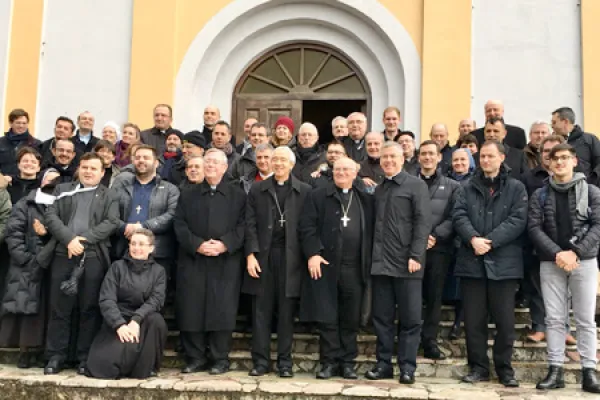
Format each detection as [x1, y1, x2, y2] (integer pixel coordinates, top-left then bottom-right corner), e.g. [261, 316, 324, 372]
[298, 183, 374, 324]
[43, 182, 119, 269]
[341, 136, 367, 162]
[168, 158, 187, 186]
[43, 160, 78, 184]
[359, 157, 385, 185]
[452, 166, 528, 280]
[521, 165, 549, 197]
[528, 183, 600, 262]
[2, 191, 51, 314]
[371, 171, 432, 278]
[473, 124, 527, 150]
[7, 176, 40, 204]
[422, 171, 460, 253]
[231, 149, 257, 181]
[73, 131, 99, 154]
[110, 175, 180, 259]
[440, 144, 454, 174]
[99, 256, 166, 329]
[566, 125, 600, 177]
[293, 145, 327, 183]
[140, 127, 183, 155]
[0, 133, 42, 176]
[243, 176, 311, 297]
[403, 156, 419, 176]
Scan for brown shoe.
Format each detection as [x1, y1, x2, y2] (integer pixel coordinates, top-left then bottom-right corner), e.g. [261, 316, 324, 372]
[565, 334, 577, 346]
[526, 331, 545, 343]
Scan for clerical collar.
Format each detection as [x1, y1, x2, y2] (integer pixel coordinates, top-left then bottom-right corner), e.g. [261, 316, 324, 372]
[274, 178, 289, 186]
[341, 188, 351, 194]
[354, 139, 362, 145]
[210, 184, 217, 190]
[259, 172, 274, 179]
[420, 170, 437, 180]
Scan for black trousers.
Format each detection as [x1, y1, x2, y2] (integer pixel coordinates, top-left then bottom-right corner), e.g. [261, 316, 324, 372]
[422, 251, 452, 344]
[180, 330, 232, 365]
[252, 247, 297, 369]
[319, 265, 363, 367]
[372, 275, 422, 374]
[461, 278, 518, 377]
[45, 255, 105, 362]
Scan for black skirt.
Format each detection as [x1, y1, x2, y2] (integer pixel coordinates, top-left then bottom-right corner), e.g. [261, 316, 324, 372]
[0, 280, 48, 348]
[86, 312, 167, 379]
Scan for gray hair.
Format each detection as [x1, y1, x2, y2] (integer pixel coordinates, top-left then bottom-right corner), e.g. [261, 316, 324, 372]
[347, 112, 367, 122]
[382, 141, 403, 152]
[185, 155, 204, 167]
[274, 145, 296, 164]
[255, 143, 274, 153]
[365, 131, 385, 142]
[331, 116, 347, 127]
[204, 148, 228, 164]
[552, 107, 576, 124]
[299, 122, 318, 134]
[529, 120, 551, 132]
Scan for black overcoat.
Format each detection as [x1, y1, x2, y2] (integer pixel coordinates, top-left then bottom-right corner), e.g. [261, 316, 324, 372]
[242, 175, 311, 298]
[298, 183, 374, 324]
[174, 180, 246, 332]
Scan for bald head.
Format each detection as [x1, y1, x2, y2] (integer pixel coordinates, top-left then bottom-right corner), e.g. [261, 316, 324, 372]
[347, 112, 367, 140]
[203, 105, 221, 129]
[484, 100, 505, 120]
[430, 123, 449, 149]
[458, 119, 476, 137]
[365, 131, 384, 159]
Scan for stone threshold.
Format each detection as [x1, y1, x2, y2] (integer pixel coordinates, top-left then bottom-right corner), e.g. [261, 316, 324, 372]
[0, 366, 600, 400]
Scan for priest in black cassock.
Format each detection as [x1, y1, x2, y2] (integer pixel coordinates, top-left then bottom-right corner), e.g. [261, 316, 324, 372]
[299, 157, 374, 380]
[174, 148, 246, 375]
[243, 146, 311, 378]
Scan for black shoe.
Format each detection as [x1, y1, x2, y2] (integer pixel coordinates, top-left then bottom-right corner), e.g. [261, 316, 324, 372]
[582, 368, 600, 394]
[499, 375, 519, 387]
[448, 325, 461, 340]
[461, 370, 490, 383]
[536, 365, 565, 390]
[399, 371, 415, 384]
[209, 362, 229, 375]
[423, 344, 446, 360]
[44, 359, 63, 375]
[181, 359, 209, 374]
[342, 366, 358, 380]
[316, 364, 339, 379]
[77, 362, 88, 376]
[17, 352, 30, 369]
[249, 365, 269, 376]
[279, 367, 294, 378]
[365, 366, 393, 380]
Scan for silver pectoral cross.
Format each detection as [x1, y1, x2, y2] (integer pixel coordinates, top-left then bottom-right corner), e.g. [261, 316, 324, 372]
[279, 215, 286, 227]
[341, 215, 350, 227]
[136, 205, 142, 215]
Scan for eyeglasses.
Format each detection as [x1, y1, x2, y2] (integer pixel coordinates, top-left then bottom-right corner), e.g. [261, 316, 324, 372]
[550, 155, 573, 162]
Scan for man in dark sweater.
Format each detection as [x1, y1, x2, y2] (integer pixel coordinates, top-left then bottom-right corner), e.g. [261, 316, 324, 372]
[43, 153, 119, 375]
[140, 104, 183, 155]
[43, 139, 78, 183]
[528, 143, 600, 394]
[359, 132, 385, 191]
[472, 100, 527, 150]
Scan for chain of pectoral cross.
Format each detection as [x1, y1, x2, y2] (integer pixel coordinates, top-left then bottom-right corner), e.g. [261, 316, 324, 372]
[273, 194, 285, 228]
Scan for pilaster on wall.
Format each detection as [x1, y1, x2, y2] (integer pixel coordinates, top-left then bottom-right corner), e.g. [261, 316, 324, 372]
[581, 0, 600, 134]
[3, 0, 44, 135]
[128, 0, 178, 128]
[420, 0, 471, 142]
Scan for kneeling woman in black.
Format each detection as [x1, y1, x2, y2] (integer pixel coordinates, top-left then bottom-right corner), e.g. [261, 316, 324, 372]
[86, 228, 167, 379]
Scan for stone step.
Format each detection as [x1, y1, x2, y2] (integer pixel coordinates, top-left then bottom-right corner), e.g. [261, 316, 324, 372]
[2, 367, 600, 400]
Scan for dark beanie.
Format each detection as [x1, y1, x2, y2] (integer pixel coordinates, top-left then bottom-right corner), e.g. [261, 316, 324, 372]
[166, 130, 184, 141]
[274, 116, 295, 133]
[183, 130, 207, 149]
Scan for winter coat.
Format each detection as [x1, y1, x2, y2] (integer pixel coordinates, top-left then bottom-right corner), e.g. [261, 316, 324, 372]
[474, 144, 529, 180]
[72, 131, 100, 154]
[566, 125, 600, 177]
[0, 189, 11, 243]
[528, 182, 600, 262]
[452, 166, 528, 280]
[293, 145, 327, 183]
[371, 171, 432, 279]
[2, 191, 50, 314]
[99, 255, 166, 329]
[523, 143, 541, 169]
[423, 172, 460, 253]
[359, 157, 385, 185]
[110, 175, 180, 259]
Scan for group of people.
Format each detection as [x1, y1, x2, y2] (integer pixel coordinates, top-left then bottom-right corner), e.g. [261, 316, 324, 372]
[0, 100, 598, 395]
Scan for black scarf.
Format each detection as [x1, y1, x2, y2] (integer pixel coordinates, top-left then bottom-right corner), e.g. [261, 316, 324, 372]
[6, 130, 32, 147]
[297, 142, 319, 162]
[125, 253, 155, 274]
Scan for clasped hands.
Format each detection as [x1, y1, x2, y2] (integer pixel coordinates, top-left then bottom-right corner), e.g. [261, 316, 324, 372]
[197, 239, 227, 256]
[67, 236, 87, 259]
[556, 250, 579, 272]
[116, 320, 140, 343]
[471, 237, 492, 255]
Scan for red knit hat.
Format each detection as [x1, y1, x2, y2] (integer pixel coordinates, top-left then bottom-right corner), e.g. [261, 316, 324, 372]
[274, 116, 295, 133]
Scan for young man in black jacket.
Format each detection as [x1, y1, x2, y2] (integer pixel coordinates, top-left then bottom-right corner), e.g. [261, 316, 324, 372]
[417, 140, 459, 360]
[528, 143, 600, 394]
[453, 140, 528, 387]
[43, 153, 119, 375]
[365, 141, 431, 384]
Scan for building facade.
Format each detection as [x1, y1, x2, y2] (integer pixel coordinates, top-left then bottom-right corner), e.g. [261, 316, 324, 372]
[0, 0, 598, 143]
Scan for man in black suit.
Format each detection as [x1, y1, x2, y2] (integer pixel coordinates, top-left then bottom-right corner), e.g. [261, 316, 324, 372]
[472, 100, 527, 150]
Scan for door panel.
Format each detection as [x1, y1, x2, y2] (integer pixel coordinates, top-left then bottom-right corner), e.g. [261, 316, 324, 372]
[234, 99, 302, 143]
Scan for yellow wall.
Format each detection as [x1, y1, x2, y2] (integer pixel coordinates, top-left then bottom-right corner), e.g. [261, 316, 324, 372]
[3, 0, 44, 135]
[420, 0, 471, 142]
[581, 0, 600, 134]
[127, 0, 428, 129]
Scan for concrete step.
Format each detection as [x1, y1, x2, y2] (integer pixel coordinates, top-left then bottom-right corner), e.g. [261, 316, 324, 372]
[1, 367, 600, 400]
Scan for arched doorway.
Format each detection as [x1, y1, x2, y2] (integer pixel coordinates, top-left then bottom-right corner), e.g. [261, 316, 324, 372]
[232, 43, 371, 144]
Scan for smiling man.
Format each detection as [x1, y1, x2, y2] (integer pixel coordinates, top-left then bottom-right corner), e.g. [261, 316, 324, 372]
[140, 104, 183, 155]
[366, 141, 431, 385]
